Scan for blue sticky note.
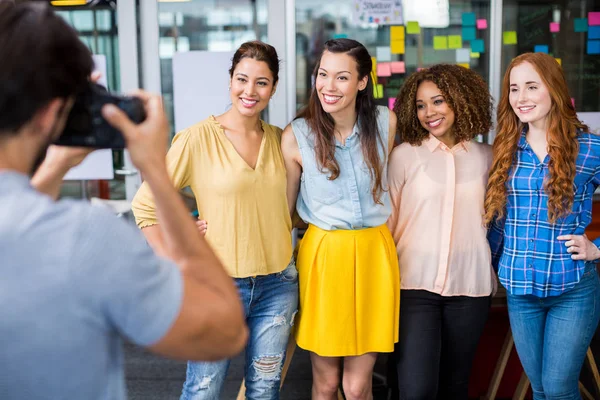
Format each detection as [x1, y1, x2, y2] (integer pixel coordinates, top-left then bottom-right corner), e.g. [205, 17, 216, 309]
[534, 45, 549, 53]
[471, 39, 485, 53]
[333, 33, 348, 39]
[589, 26, 600, 39]
[462, 12, 476, 26]
[587, 40, 600, 54]
[462, 26, 477, 41]
[574, 18, 589, 32]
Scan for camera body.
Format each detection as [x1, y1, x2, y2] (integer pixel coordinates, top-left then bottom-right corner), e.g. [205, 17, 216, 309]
[55, 83, 146, 149]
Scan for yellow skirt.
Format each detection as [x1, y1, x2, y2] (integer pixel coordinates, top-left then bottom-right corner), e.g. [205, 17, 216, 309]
[294, 224, 400, 357]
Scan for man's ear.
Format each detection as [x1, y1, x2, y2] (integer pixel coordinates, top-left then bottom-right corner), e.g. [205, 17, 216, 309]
[32, 99, 66, 137]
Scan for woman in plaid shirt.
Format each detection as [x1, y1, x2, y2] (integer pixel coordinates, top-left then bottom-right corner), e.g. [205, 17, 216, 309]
[485, 52, 600, 399]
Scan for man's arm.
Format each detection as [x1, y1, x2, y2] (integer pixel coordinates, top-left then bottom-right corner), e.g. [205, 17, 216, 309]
[102, 91, 247, 360]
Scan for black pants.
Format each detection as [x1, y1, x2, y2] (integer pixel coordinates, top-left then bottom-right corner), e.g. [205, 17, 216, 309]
[392, 290, 490, 400]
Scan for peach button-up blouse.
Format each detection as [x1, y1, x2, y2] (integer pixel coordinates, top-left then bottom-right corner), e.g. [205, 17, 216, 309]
[386, 135, 496, 297]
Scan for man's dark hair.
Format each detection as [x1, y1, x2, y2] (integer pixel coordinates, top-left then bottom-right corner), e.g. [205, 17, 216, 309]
[0, 1, 94, 136]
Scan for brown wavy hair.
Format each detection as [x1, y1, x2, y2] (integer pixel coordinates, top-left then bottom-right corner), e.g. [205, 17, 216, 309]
[393, 64, 493, 145]
[483, 53, 588, 224]
[296, 38, 385, 204]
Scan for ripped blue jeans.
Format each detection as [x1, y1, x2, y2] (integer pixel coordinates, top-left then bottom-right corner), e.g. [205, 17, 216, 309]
[180, 259, 298, 400]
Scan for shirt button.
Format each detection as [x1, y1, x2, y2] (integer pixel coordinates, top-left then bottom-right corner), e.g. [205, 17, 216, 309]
[531, 213, 536, 218]
[530, 239, 534, 242]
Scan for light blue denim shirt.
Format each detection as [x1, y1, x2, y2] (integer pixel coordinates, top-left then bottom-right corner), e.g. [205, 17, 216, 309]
[292, 105, 391, 231]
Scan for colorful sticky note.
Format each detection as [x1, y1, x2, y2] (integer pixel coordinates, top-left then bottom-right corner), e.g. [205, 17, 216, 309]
[333, 33, 348, 39]
[589, 26, 600, 39]
[376, 47, 392, 62]
[534, 44, 549, 53]
[390, 26, 405, 41]
[456, 48, 470, 63]
[377, 63, 392, 77]
[550, 22, 560, 33]
[433, 36, 448, 50]
[458, 63, 470, 69]
[555, 58, 562, 66]
[589, 12, 600, 26]
[477, 19, 487, 30]
[406, 21, 420, 34]
[462, 26, 476, 41]
[462, 12, 476, 27]
[587, 40, 600, 54]
[448, 35, 463, 49]
[374, 84, 384, 99]
[471, 52, 480, 58]
[503, 31, 517, 45]
[471, 39, 485, 53]
[391, 40, 405, 54]
[371, 57, 377, 74]
[388, 98, 395, 110]
[390, 61, 405, 74]
[574, 18, 589, 32]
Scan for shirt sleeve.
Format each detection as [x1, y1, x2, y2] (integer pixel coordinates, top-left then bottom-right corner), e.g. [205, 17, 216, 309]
[131, 129, 195, 228]
[72, 205, 183, 347]
[386, 146, 406, 247]
[487, 215, 506, 272]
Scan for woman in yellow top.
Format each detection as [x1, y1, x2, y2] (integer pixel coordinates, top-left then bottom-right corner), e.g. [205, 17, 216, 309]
[131, 41, 297, 400]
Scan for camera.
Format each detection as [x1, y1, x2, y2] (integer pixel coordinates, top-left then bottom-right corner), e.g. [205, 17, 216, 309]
[55, 83, 146, 149]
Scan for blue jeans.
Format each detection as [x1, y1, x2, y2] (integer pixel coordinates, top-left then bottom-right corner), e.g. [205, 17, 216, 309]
[507, 265, 600, 400]
[180, 259, 298, 400]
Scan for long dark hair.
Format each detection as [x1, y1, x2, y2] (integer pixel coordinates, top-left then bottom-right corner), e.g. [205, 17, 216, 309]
[297, 38, 384, 204]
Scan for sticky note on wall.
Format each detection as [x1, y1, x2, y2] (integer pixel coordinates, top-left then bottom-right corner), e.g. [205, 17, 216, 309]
[433, 36, 448, 50]
[550, 22, 560, 33]
[374, 84, 384, 99]
[448, 36, 463, 49]
[458, 63, 470, 69]
[589, 12, 600, 26]
[471, 52, 480, 58]
[589, 26, 600, 39]
[456, 48, 470, 63]
[471, 39, 485, 53]
[388, 98, 395, 110]
[391, 40, 405, 54]
[390, 26, 405, 41]
[390, 61, 405, 74]
[534, 44, 549, 53]
[462, 12, 476, 26]
[462, 26, 477, 41]
[377, 63, 392, 77]
[503, 31, 517, 45]
[376, 47, 391, 62]
[406, 21, 420, 34]
[477, 19, 487, 30]
[587, 40, 600, 54]
[574, 18, 589, 32]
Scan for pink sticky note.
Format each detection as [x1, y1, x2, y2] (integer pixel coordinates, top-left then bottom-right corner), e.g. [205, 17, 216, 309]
[550, 22, 560, 32]
[377, 63, 392, 77]
[477, 19, 487, 30]
[388, 98, 395, 110]
[417, 67, 425, 72]
[390, 61, 406, 74]
[589, 12, 600, 26]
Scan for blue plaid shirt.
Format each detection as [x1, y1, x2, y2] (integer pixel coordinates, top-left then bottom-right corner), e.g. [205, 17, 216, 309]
[488, 129, 600, 297]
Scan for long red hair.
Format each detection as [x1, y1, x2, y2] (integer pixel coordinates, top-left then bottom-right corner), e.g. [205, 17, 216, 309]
[484, 53, 588, 224]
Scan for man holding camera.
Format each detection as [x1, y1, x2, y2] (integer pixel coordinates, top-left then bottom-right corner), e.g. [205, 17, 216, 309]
[0, 3, 247, 399]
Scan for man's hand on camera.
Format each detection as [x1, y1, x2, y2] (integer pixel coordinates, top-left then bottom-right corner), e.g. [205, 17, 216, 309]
[101, 90, 168, 175]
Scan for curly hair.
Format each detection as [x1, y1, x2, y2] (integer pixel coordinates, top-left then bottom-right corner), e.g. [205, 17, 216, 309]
[393, 64, 493, 145]
[483, 53, 588, 225]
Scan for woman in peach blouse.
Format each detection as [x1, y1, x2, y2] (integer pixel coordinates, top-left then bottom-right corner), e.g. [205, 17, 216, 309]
[388, 64, 496, 399]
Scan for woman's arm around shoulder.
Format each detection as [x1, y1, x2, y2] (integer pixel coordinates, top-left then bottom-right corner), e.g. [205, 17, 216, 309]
[281, 124, 302, 217]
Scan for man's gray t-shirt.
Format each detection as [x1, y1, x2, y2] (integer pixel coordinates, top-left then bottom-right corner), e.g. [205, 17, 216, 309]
[0, 171, 183, 400]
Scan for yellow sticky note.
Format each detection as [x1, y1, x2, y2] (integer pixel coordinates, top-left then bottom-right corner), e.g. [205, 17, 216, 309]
[406, 21, 420, 34]
[433, 36, 448, 50]
[391, 40, 405, 54]
[448, 35, 463, 49]
[470, 52, 480, 58]
[555, 58, 562, 66]
[371, 56, 377, 74]
[390, 26, 405, 41]
[503, 31, 517, 45]
[458, 63, 470, 69]
[373, 84, 384, 99]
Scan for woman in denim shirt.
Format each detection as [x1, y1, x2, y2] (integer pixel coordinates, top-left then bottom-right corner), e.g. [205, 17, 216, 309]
[485, 52, 600, 400]
[281, 38, 399, 400]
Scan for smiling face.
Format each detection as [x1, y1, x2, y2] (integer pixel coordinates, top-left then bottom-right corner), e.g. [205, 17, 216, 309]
[229, 57, 276, 118]
[315, 50, 368, 117]
[415, 80, 456, 147]
[509, 61, 552, 129]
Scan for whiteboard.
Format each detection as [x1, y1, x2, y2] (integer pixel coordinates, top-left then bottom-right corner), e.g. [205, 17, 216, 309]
[64, 54, 114, 181]
[172, 51, 232, 132]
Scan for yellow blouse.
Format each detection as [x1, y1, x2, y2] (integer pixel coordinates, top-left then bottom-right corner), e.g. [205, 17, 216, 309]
[131, 116, 292, 278]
